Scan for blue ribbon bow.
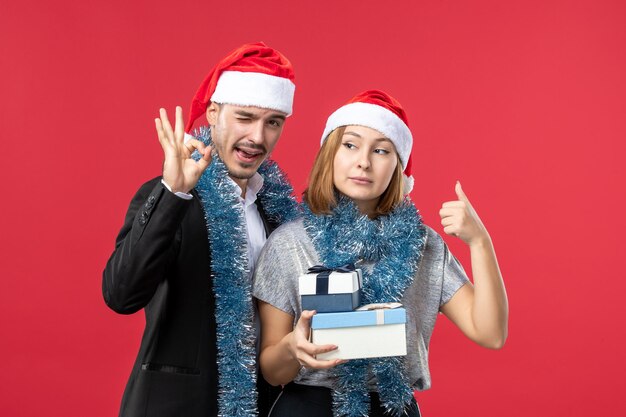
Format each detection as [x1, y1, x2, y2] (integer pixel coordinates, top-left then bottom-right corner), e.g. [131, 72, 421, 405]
[307, 264, 355, 294]
[307, 263, 355, 274]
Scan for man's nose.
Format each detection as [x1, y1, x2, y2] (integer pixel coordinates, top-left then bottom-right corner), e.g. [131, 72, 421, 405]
[248, 120, 265, 144]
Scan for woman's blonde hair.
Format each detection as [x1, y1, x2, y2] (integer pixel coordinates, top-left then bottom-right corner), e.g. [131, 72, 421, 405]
[303, 127, 405, 216]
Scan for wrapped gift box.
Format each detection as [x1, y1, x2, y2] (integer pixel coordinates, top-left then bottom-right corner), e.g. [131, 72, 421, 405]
[299, 266, 362, 313]
[311, 303, 407, 360]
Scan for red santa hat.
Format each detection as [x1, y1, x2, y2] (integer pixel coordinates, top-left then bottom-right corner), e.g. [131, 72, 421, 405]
[185, 42, 296, 133]
[321, 90, 415, 193]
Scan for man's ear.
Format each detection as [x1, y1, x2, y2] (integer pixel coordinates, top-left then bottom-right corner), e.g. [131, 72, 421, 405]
[206, 102, 220, 126]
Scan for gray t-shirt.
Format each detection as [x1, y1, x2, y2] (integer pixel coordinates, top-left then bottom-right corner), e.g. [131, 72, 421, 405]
[252, 218, 469, 392]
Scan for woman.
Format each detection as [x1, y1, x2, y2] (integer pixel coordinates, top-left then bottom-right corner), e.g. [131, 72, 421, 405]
[253, 90, 508, 416]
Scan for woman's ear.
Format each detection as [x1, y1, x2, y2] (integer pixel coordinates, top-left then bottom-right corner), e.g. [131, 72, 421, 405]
[205, 102, 220, 126]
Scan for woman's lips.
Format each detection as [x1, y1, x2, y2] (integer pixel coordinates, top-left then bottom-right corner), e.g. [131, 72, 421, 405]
[349, 176, 373, 185]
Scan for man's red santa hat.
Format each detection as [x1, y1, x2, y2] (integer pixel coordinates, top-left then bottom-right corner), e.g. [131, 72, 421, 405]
[185, 42, 296, 133]
[321, 90, 415, 193]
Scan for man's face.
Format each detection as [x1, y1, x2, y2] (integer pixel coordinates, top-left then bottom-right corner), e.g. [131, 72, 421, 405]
[206, 103, 286, 183]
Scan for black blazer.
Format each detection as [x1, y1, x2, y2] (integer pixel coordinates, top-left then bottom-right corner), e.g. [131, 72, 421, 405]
[103, 177, 279, 417]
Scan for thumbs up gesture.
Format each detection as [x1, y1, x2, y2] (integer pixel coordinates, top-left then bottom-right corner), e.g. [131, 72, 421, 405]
[439, 182, 489, 246]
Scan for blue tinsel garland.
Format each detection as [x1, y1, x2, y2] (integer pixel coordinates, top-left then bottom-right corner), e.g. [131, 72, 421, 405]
[303, 196, 426, 417]
[192, 127, 298, 416]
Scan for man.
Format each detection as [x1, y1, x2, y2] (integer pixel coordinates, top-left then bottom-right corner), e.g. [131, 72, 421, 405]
[103, 42, 298, 417]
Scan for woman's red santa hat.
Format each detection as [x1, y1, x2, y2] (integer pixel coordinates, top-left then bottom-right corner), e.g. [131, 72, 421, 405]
[185, 42, 296, 133]
[321, 90, 415, 194]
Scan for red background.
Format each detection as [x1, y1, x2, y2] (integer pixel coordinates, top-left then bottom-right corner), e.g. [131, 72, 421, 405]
[1, 0, 625, 416]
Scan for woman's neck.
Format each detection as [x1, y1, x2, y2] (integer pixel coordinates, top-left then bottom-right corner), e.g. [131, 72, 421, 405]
[353, 199, 379, 219]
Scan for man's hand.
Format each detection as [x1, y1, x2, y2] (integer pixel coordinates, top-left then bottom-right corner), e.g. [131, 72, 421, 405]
[439, 181, 490, 247]
[155, 106, 212, 194]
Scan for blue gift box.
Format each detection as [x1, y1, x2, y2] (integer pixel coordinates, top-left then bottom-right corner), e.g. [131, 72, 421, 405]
[299, 265, 362, 313]
[311, 303, 407, 360]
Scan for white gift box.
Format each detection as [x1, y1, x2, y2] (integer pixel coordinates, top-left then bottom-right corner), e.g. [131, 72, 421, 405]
[311, 303, 407, 360]
[298, 267, 362, 313]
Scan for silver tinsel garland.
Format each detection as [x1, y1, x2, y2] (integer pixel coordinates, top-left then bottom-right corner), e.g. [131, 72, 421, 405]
[193, 127, 298, 416]
[303, 197, 426, 417]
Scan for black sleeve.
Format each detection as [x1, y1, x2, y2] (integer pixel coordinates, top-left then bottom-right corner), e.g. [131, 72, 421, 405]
[102, 177, 192, 314]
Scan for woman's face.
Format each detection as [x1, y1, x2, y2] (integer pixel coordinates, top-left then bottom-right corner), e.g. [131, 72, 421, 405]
[333, 125, 399, 216]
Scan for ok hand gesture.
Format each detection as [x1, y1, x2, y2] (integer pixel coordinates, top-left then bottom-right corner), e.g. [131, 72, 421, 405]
[439, 181, 490, 247]
[155, 106, 212, 194]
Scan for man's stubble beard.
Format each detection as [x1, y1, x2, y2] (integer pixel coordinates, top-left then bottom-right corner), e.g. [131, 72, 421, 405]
[210, 126, 268, 180]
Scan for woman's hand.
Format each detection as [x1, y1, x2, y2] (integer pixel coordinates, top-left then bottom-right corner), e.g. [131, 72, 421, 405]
[258, 302, 345, 386]
[439, 181, 490, 247]
[287, 310, 345, 369]
[438, 181, 508, 350]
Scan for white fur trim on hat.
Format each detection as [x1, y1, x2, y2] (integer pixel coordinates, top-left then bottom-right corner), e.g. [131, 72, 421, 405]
[403, 174, 414, 194]
[210, 71, 295, 116]
[320, 102, 413, 170]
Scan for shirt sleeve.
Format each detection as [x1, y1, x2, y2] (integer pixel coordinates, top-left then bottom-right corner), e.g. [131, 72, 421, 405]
[440, 243, 470, 307]
[160, 179, 193, 200]
[252, 226, 301, 317]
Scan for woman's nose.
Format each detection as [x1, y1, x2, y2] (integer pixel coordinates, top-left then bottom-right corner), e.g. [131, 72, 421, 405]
[357, 152, 371, 170]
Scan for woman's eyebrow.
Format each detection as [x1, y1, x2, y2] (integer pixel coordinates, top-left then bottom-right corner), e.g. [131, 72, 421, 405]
[343, 131, 390, 142]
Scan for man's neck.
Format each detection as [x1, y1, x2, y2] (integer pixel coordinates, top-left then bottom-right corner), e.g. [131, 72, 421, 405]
[230, 176, 248, 198]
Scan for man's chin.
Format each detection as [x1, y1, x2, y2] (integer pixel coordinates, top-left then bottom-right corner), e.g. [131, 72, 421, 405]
[226, 158, 266, 177]
[227, 165, 260, 180]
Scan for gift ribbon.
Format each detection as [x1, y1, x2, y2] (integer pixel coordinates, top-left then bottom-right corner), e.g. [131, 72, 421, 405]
[307, 264, 355, 295]
[357, 303, 403, 326]
[356, 302, 402, 311]
[376, 309, 385, 325]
